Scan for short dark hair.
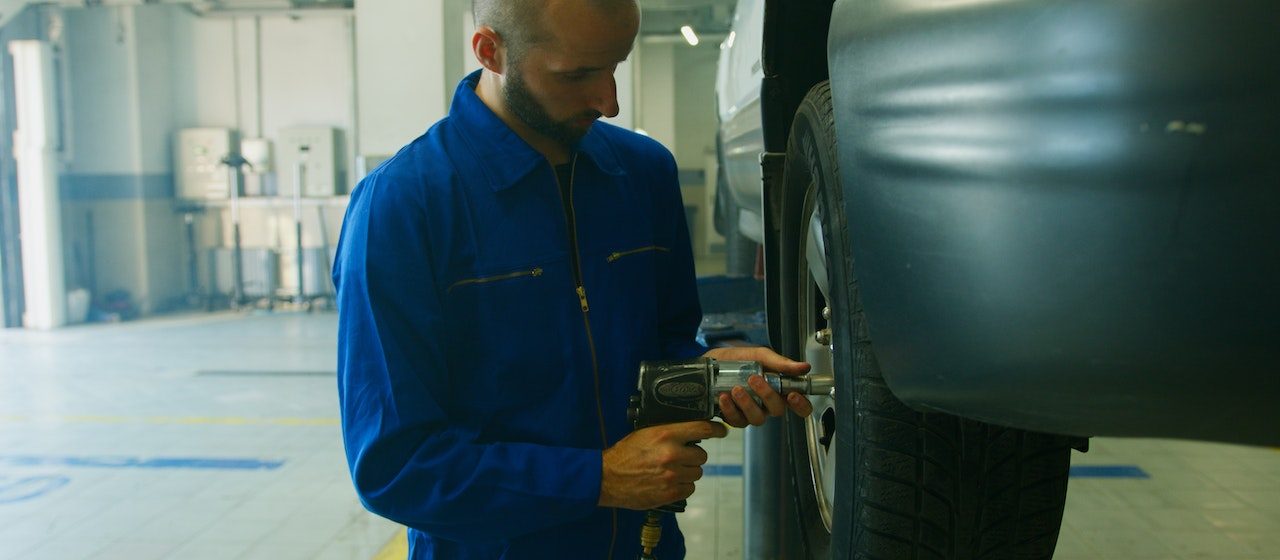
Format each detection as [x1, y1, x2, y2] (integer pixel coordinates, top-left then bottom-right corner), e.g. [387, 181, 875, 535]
[472, 0, 543, 63]
[472, 0, 637, 64]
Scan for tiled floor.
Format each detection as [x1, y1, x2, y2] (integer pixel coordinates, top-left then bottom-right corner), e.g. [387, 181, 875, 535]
[1, 312, 1277, 559]
[0, 312, 397, 560]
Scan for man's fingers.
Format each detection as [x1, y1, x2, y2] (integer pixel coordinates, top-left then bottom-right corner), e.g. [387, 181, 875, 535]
[674, 465, 704, 483]
[675, 444, 709, 467]
[731, 386, 767, 426]
[718, 394, 749, 428]
[749, 347, 811, 377]
[748, 375, 787, 417]
[667, 420, 729, 442]
[787, 392, 814, 417]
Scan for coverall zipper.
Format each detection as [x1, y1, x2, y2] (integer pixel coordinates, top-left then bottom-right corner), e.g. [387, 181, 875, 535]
[554, 155, 617, 559]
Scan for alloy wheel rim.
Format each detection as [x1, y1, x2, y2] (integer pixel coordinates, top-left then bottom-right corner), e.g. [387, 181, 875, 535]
[797, 179, 838, 532]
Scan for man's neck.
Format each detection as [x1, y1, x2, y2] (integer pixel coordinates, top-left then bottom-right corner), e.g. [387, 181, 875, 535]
[475, 70, 572, 165]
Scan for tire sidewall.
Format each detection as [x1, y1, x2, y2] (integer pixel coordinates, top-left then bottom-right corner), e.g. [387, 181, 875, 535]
[779, 81, 853, 560]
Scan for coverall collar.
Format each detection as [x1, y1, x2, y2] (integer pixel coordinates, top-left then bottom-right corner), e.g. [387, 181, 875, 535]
[452, 70, 625, 193]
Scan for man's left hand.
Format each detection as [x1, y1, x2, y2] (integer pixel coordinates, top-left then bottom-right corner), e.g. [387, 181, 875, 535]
[702, 346, 814, 428]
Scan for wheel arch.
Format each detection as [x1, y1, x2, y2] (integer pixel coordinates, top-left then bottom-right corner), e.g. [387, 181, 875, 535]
[760, 0, 835, 349]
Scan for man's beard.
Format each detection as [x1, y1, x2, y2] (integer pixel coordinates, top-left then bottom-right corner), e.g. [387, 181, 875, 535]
[504, 67, 601, 149]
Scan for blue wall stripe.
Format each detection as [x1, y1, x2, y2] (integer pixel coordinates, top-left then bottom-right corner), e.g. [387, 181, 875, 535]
[0, 455, 284, 470]
[60, 174, 175, 201]
[1069, 465, 1150, 479]
[704, 464, 743, 477]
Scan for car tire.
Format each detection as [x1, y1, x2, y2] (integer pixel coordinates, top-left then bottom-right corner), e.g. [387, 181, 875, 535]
[777, 80, 1076, 560]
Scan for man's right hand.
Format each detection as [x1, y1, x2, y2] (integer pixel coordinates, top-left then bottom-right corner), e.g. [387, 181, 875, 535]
[598, 420, 729, 510]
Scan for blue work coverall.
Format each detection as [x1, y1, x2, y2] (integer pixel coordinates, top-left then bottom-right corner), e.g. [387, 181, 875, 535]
[333, 71, 708, 558]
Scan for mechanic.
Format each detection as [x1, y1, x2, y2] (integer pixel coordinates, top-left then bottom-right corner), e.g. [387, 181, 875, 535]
[333, 0, 813, 557]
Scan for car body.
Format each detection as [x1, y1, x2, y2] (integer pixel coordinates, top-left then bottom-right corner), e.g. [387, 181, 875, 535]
[716, 0, 1279, 446]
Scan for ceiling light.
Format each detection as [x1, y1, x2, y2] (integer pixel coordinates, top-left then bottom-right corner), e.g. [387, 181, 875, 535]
[680, 25, 699, 46]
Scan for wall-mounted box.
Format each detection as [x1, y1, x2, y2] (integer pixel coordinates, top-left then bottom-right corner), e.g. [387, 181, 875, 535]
[176, 128, 239, 200]
[277, 126, 343, 198]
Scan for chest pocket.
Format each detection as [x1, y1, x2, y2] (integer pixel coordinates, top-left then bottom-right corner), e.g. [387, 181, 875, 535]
[441, 258, 580, 412]
[586, 243, 670, 365]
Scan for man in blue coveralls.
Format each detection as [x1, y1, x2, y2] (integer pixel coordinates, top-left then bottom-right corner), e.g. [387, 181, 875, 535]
[333, 0, 814, 557]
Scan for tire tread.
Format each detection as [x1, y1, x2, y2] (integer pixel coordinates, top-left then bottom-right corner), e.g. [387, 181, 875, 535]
[780, 81, 1074, 560]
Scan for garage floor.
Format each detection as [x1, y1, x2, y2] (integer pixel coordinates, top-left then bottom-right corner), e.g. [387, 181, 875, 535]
[1, 312, 1277, 559]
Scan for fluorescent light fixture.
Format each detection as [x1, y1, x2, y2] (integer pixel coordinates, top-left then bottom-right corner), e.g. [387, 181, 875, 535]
[680, 25, 699, 46]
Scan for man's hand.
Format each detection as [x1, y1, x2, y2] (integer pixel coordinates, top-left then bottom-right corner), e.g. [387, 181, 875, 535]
[599, 420, 728, 510]
[704, 346, 814, 428]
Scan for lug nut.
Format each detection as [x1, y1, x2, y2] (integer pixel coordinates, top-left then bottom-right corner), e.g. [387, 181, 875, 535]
[815, 328, 832, 346]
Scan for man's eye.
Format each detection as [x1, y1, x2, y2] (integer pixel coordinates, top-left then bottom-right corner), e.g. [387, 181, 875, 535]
[563, 72, 591, 82]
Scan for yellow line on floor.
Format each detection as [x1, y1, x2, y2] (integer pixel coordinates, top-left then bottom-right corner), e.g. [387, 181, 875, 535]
[0, 415, 339, 426]
[372, 527, 408, 560]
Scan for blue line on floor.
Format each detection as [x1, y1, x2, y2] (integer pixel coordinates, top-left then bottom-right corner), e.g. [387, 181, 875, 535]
[1069, 465, 1149, 479]
[0, 475, 70, 504]
[704, 464, 743, 477]
[0, 455, 285, 470]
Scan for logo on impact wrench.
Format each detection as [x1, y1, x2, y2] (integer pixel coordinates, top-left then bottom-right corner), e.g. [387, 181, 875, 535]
[657, 382, 706, 399]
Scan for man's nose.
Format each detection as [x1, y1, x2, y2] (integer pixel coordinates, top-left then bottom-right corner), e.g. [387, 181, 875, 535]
[591, 75, 620, 119]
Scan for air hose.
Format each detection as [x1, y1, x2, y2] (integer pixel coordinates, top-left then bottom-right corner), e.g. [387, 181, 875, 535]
[639, 510, 663, 559]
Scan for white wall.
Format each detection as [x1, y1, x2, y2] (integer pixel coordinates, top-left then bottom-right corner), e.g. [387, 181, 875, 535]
[61, 5, 185, 313]
[356, 0, 447, 157]
[260, 17, 355, 167]
[673, 46, 719, 170]
[636, 42, 676, 152]
[442, 0, 478, 110]
[136, 7, 178, 174]
[634, 41, 723, 258]
[64, 7, 140, 175]
[171, 14, 236, 130]
[172, 12, 356, 178]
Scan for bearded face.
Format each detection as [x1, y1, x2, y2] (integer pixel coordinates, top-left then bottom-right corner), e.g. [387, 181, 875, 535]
[503, 63, 603, 149]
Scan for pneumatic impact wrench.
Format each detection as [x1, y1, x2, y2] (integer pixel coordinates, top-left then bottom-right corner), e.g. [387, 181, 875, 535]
[625, 357, 835, 559]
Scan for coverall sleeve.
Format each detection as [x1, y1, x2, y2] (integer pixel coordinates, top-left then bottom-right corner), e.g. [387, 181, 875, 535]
[333, 172, 602, 542]
[655, 152, 712, 360]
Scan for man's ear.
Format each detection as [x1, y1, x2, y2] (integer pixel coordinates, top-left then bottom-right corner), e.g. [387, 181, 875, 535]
[472, 26, 506, 74]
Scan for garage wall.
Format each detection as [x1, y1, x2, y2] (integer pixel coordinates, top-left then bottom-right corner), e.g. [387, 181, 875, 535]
[356, 0, 447, 159]
[636, 42, 677, 153]
[637, 41, 719, 170]
[56, 5, 361, 313]
[172, 11, 356, 179]
[636, 40, 722, 258]
[61, 5, 183, 315]
[675, 44, 722, 256]
[19, 2, 711, 321]
[674, 46, 720, 171]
